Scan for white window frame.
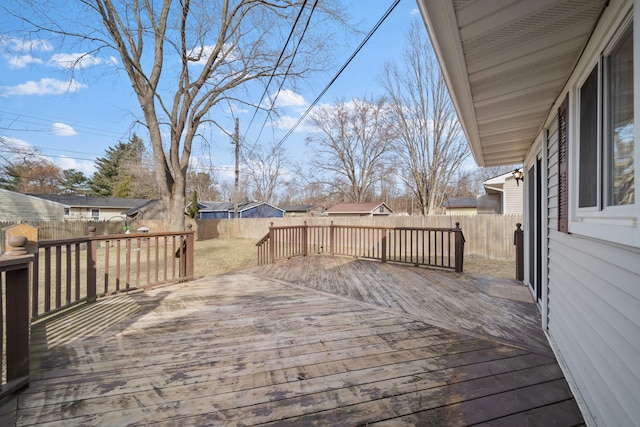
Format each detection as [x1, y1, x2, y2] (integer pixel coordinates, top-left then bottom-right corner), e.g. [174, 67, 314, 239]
[569, 9, 640, 248]
[91, 208, 100, 221]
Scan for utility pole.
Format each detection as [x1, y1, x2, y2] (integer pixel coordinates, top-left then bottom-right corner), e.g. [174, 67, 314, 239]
[233, 118, 240, 219]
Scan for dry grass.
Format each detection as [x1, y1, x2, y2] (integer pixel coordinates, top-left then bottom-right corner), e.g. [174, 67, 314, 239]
[193, 238, 258, 278]
[193, 238, 516, 280]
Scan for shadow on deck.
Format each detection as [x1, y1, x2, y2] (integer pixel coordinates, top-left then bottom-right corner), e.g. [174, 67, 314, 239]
[1, 256, 584, 426]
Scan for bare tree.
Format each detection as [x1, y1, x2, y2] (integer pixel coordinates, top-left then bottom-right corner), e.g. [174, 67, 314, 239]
[244, 143, 285, 203]
[11, 0, 347, 230]
[305, 97, 395, 203]
[382, 20, 469, 215]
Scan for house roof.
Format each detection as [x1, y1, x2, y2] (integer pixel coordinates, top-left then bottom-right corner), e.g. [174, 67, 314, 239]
[197, 201, 284, 213]
[30, 194, 150, 209]
[444, 197, 477, 209]
[280, 205, 318, 213]
[326, 202, 393, 214]
[417, 0, 607, 166]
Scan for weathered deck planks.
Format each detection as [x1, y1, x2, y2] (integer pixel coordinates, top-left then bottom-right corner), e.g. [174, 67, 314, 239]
[1, 258, 583, 426]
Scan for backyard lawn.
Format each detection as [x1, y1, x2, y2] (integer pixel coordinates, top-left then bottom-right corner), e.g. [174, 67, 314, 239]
[193, 237, 516, 280]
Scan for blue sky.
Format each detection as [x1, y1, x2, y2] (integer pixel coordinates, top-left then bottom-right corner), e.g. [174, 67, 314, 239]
[0, 0, 422, 183]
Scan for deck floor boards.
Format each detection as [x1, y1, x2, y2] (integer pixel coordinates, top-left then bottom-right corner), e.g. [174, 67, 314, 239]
[1, 256, 583, 425]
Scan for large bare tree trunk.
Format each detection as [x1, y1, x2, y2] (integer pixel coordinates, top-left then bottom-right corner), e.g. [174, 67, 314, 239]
[12, 0, 348, 230]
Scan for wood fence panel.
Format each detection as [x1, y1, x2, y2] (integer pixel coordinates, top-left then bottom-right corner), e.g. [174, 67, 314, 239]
[199, 214, 522, 260]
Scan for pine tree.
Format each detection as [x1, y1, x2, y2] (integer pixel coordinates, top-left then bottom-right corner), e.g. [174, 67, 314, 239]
[89, 134, 145, 197]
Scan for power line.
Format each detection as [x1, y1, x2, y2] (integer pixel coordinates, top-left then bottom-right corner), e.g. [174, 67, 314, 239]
[241, 0, 310, 144]
[274, 0, 402, 150]
[250, 0, 319, 155]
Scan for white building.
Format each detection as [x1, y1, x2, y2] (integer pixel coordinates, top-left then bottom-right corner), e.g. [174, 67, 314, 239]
[418, 0, 640, 425]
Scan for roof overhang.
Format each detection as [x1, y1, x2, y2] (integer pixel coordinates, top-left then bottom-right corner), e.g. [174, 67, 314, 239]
[417, 0, 607, 167]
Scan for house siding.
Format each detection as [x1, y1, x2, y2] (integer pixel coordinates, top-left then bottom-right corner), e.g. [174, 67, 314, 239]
[0, 190, 65, 221]
[503, 178, 523, 214]
[546, 110, 640, 426]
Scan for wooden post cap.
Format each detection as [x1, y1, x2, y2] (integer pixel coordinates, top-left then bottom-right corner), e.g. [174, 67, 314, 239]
[8, 235, 28, 256]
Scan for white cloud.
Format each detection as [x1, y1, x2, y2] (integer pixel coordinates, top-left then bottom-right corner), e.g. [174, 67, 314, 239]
[187, 43, 238, 66]
[273, 114, 314, 133]
[0, 36, 53, 52]
[411, 8, 420, 15]
[269, 89, 306, 108]
[55, 156, 96, 175]
[4, 54, 43, 69]
[48, 53, 110, 69]
[1, 78, 88, 96]
[51, 122, 77, 136]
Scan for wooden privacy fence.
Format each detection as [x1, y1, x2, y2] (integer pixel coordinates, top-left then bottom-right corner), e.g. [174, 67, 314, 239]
[257, 222, 465, 272]
[199, 214, 521, 260]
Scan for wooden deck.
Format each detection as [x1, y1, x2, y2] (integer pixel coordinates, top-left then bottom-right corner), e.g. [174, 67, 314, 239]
[1, 256, 584, 426]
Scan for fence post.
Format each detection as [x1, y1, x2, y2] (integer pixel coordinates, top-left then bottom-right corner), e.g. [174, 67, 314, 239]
[454, 222, 465, 273]
[514, 223, 524, 281]
[1, 236, 33, 399]
[268, 222, 275, 264]
[86, 226, 97, 302]
[186, 224, 195, 278]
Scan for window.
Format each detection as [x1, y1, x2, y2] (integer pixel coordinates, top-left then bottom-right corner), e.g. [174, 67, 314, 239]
[91, 209, 100, 221]
[606, 26, 634, 206]
[64, 208, 70, 216]
[577, 23, 634, 212]
[572, 15, 638, 247]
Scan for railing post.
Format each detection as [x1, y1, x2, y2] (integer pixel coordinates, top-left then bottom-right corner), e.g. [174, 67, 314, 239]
[186, 224, 195, 279]
[514, 223, 524, 281]
[454, 222, 465, 273]
[1, 236, 33, 399]
[330, 221, 335, 255]
[86, 226, 97, 302]
[303, 222, 308, 257]
[268, 222, 275, 264]
[381, 229, 387, 263]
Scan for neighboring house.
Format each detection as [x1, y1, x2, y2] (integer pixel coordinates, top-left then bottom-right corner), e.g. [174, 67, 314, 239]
[124, 199, 165, 220]
[483, 170, 524, 214]
[0, 188, 67, 221]
[418, 1, 639, 425]
[280, 205, 325, 217]
[442, 197, 477, 215]
[30, 195, 149, 221]
[326, 202, 394, 217]
[192, 201, 285, 219]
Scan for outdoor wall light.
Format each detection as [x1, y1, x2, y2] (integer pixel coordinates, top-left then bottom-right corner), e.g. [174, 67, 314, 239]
[512, 169, 524, 186]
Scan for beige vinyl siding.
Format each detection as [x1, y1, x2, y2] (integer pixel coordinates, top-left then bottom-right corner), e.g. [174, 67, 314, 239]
[546, 112, 640, 426]
[503, 178, 523, 214]
[0, 189, 66, 221]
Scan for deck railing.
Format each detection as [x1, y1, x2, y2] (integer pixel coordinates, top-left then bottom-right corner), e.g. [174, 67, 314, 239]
[31, 226, 195, 319]
[257, 222, 465, 272]
[0, 226, 194, 400]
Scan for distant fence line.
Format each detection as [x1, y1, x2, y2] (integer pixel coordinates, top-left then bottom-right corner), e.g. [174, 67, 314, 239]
[195, 214, 523, 260]
[1, 215, 523, 260]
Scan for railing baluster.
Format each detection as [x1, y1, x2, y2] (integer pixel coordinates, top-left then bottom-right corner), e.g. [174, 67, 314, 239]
[66, 244, 72, 303]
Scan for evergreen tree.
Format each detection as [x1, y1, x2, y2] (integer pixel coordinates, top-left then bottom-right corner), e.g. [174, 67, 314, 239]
[60, 169, 89, 194]
[89, 134, 145, 197]
[187, 191, 199, 219]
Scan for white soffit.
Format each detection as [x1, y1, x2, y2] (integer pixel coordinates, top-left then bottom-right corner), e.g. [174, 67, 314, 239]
[417, 0, 607, 167]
